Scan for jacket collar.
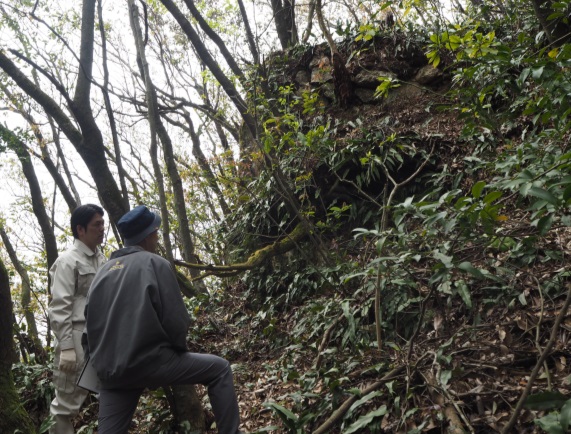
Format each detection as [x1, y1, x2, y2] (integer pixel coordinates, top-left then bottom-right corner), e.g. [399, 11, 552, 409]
[109, 245, 146, 259]
[74, 238, 100, 256]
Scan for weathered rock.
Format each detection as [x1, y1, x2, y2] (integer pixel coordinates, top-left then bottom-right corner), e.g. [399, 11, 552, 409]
[294, 70, 311, 86]
[354, 87, 377, 104]
[414, 65, 443, 85]
[310, 56, 333, 83]
[315, 82, 335, 101]
[385, 83, 425, 104]
[353, 69, 397, 88]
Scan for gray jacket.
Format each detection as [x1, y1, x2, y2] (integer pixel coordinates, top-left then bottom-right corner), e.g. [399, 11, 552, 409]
[85, 246, 190, 389]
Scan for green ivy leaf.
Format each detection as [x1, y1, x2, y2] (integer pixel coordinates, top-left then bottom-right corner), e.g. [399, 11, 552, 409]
[440, 370, 453, 386]
[347, 391, 383, 416]
[534, 413, 565, 434]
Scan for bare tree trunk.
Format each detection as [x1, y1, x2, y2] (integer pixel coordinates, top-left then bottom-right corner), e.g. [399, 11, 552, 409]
[315, 0, 354, 108]
[128, 0, 175, 263]
[49, 121, 82, 210]
[270, 0, 299, 49]
[0, 125, 59, 272]
[0, 226, 47, 363]
[0, 83, 78, 213]
[97, 0, 130, 211]
[237, 0, 260, 64]
[0, 256, 35, 434]
[164, 111, 231, 217]
[530, 0, 571, 45]
[301, 0, 316, 43]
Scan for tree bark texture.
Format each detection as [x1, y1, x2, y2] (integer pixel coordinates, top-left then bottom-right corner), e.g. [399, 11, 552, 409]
[97, 0, 130, 212]
[0, 125, 59, 271]
[271, 0, 299, 49]
[530, 0, 571, 45]
[0, 257, 36, 434]
[0, 227, 46, 363]
[0, 82, 79, 213]
[315, 0, 354, 108]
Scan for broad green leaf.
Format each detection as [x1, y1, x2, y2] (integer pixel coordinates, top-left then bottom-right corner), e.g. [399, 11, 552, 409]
[347, 391, 382, 416]
[458, 262, 485, 279]
[532, 65, 545, 79]
[455, 280, 472, 308]
[264, 402, 298, 429]
[440, 369, 452, 386]
[472, 181, 486, 199]
[525, 391, 569, 410]
[563, 184, 571, 202]
[483, 191, 502, 204]
[534, 413, 565, 434]
[561, 399, 571, 429]
[537, 214, 554, 235]
[528, 187, 558, 205]
[344, 405, 387, 434]
[433, 251, 453, 268]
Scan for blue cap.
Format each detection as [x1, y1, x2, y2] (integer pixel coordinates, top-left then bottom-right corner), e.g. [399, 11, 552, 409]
[117, 205, 161, 246]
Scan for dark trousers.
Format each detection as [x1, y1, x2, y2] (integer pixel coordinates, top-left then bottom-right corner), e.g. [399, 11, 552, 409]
[98, 352, 240, 434]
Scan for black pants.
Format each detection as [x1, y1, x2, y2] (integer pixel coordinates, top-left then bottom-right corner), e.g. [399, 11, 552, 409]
[98, 352, 240, 434]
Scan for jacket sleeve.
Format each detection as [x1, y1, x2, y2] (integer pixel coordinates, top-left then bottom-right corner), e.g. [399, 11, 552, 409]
[48, 258, 76, 350]
[154, 259, 191, 352]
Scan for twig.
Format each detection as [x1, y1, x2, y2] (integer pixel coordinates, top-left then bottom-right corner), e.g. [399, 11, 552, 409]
[423, 370, 470, 434]
[314, 312, 345, 370]
[501, 283, 571, 434]
[311, 365, 406, 434]
[531, 274, 551, 390]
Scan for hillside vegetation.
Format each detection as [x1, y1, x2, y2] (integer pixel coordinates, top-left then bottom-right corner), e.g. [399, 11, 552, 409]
[2, 0, 571, 433]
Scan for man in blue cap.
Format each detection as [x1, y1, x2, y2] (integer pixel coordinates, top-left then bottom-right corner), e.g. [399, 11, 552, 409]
[84, 205, 241, 433]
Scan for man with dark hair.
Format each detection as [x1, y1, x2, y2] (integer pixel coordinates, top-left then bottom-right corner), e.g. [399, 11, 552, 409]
[84, 205, 242, 434]
[48, 204, 106, 434]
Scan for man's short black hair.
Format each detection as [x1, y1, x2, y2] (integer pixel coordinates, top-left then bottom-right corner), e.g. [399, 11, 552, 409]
[71, 204, 104, 239]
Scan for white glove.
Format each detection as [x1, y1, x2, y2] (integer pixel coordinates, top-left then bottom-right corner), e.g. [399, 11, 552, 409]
[59, 348, 77, 374]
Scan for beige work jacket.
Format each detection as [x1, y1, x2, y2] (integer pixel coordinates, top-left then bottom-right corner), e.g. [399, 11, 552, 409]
[48, 239, 106, 351]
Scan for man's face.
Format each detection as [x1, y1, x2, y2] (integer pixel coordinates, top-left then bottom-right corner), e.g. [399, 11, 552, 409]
[146, 230, 159, 253]
[77, 213, 105, 251]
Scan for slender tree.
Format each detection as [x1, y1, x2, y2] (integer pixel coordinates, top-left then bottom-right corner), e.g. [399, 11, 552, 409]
[270, 0, 299, 49]
[0, 125, 59, 272]
[0, 256, 35, 434]
[0, 225, 47, 363]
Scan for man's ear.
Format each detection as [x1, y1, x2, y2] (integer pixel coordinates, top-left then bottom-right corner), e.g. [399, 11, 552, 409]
[76, 225, 86, 238]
